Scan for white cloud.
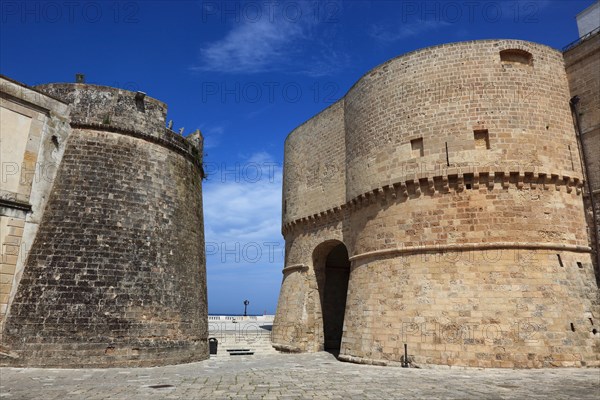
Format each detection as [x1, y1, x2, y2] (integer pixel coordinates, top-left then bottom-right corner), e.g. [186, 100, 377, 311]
[295, 47, 351, 78]
[203, 151, 284, 267]
[193, 2, 348, 76]
[203, 151, 284, 313]
[369, 20, 452, 43]
[195, 18, 304, 74]
[200, 125, 225, 149]
[247, 150, 276, 164]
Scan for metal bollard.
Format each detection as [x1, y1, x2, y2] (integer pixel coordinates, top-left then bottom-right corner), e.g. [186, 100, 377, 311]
[402, 343, 409, 368]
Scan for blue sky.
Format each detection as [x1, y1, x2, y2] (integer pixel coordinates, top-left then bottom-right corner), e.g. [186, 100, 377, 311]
[1, 0, 596, 314]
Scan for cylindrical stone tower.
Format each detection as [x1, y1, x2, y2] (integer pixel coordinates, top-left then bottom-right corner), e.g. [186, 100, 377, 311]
[0, 83, 207, 367]
[273, 40, 600, 368]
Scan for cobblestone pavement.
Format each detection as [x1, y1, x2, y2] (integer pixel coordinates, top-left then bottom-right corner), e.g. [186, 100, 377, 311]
[1, 352, 599, 399]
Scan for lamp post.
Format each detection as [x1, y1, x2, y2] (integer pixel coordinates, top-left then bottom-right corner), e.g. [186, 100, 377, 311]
[243, 300, 249, 317]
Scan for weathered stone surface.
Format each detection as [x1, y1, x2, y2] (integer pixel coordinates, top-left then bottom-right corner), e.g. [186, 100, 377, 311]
[1, 352, 599, 399]
[0, 81, 207, 367]
[273, 39, 600, 368]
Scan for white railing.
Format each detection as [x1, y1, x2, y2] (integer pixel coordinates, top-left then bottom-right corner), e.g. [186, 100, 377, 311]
[208, 315, 275, 322]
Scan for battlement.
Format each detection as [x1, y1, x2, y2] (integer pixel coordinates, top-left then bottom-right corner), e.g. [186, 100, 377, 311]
[35, 83, 167, 132]
[35, 83, 203, 169]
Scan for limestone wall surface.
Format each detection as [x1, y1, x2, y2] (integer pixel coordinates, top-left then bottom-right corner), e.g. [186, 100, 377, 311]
[273, 39, 600, 368]
[344, 40, 580, 200]
[283, 100, 346, 225]
[0, 76, 72, 343]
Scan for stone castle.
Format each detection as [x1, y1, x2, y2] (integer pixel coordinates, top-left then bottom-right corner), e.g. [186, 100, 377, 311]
[0, 4, 598, 370]
[0, 79, 207, 367]
[272, 21, 600, 367]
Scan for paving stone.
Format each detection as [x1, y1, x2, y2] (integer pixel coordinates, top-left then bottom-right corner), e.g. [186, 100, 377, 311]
[1, 352, 599, 399]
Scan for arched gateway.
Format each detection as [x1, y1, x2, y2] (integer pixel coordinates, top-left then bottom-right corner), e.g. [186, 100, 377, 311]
[313, 241, 350, 353]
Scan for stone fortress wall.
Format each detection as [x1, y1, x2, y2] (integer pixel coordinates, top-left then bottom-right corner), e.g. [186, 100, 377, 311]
[0, 78, 208, 367]
[273, 39, 600, 368]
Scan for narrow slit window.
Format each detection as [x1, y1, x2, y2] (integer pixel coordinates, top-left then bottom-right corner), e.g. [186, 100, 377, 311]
[577, 262, 583, 269]
[500, 49, 533, 66]
[445, 142, 450, 166]
[411, 138, 424, 158]
[568, 145, 575, 170]
[557, 254, 564, 267]
[474, 130, 490, 150]
[51, 135, 59, 150]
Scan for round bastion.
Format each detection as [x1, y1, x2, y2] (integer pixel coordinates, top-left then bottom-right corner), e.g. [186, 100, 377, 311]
[273, 39, 600, 368]
[1, 83, 207, 367]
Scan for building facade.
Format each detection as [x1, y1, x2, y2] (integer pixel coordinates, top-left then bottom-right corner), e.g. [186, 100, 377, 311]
[564, 9, 600, 291]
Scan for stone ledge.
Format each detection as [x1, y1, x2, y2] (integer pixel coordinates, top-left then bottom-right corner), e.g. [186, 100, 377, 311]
[0, 339, 209, 368]
[0, 198, 31, 213]
[281, 264, 308, 274]
[272, 343, 303, 353]
[282, 169, 586, 234]
[338, 354, 388, 366]
[349, 242, 593, 262]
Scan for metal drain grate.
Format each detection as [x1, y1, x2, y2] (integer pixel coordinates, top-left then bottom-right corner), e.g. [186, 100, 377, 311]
[149, 384, 174, 389]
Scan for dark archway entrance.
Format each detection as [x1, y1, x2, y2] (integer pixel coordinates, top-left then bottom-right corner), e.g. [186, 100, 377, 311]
[318, 243, 350, 354]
